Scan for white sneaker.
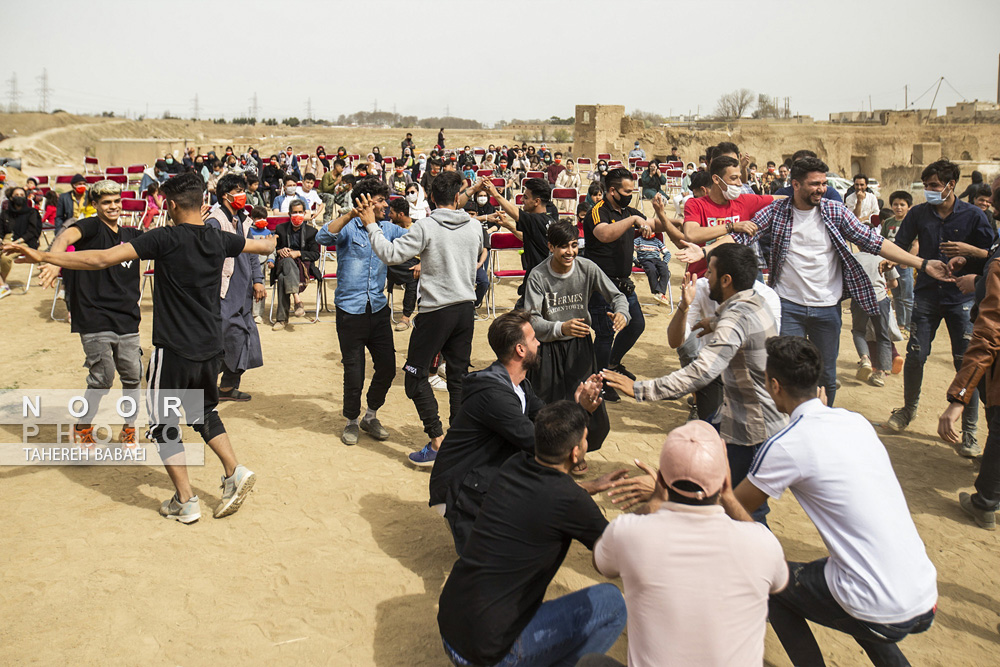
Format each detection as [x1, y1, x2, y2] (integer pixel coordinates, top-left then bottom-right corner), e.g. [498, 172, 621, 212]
[428, 375, 448, 391]
[159, 493, 201, 524]
[0, 285, 11, 300]
[214, 464, 256, 518]
[437, 362, 447, 379]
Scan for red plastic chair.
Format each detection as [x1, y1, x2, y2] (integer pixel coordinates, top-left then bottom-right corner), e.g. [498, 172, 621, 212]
[119, 190, 137, 199]
[487, 232, 526, 318]
[55, 175, 75, 185]
[525, 171, 545, 181]
[105, 166, 125, 176]
[552, 188, 578, 218]
[35, 175, 50, 186]
[119, 198, 147, 227]
[477, 170, 493, 178]
[84, 156, 100, 174]
[85, 174, 103, 184]
[597, 153, 611, 161]
[266, 216, 289, 231]
[107, 174, 128, 187]
[314, 249, 338, 319]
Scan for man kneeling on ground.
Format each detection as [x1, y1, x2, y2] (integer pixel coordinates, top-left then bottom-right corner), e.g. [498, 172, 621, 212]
[438, 401, 627, 666]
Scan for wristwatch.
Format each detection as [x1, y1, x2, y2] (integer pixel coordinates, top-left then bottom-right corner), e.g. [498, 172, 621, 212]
[921, 258, 928, 273]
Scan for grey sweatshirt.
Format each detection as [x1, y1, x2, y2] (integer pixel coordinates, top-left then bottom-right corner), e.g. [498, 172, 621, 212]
[524, 256, 630, 342]
[366, 208, 484, 312]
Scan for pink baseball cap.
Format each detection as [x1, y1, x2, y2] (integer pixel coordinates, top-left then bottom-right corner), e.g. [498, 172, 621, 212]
[659, 421, 727, 500]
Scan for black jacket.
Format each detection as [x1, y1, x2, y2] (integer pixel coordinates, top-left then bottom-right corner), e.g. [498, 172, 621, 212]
[271, 222, 322, 283]
[429, 362, 544, 512]
[1, 203, 41, 248]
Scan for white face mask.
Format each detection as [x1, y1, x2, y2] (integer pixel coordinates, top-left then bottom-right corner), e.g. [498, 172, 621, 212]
[285, 187, 296, 196]
[477, 196, 488, 205]
[716, 178, 742, 201]
[406, 193, 418, 203]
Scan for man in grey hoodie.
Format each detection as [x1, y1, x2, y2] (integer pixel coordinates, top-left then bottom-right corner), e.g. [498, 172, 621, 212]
[362, 170, 486, 466]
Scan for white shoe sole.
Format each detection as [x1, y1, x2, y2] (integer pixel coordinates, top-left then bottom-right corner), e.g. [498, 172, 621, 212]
[214, 471, 256, 518]
[163, 511, 201, 524]
[856, 366, 872, 381]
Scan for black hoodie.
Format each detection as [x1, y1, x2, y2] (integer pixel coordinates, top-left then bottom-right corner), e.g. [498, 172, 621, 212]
[429, 361, 543, 513]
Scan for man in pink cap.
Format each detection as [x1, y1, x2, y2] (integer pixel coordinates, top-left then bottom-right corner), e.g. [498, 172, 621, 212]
[593, 420, 788, 667]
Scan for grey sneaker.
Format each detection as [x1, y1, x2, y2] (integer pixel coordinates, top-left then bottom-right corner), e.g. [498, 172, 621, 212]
[886, 407, 913, 433]
[959, 432, 982, 458]
[869, 370, 886, 387]
[342, 422, 360, 446]
[959, 492, 996, 530]
[159, 493, 201, 524]
[856, 357, 873, 381]
[214, 465, 256, 518]
[361, 416, 390, 441]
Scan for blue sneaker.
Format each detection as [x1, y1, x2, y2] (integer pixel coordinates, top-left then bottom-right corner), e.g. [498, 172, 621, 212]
[408, 443, 437, 467]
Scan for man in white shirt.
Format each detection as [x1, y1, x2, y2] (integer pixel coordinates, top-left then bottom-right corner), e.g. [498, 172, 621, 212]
[723, 335, 938, 666]
[594, 420, 788, 667]
[845, 174, 879, 224]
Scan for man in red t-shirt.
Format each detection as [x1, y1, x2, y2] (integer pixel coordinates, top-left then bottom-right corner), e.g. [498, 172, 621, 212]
[683, 155, 780, 277]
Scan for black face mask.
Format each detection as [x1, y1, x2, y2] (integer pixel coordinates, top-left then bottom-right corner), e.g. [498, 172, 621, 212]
[614, 190, 631, 209]
[11, 196, 27, 208]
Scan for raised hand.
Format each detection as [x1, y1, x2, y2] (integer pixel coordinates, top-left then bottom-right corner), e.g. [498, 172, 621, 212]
[560, 317, 590, 338]
[608, 311, 627, 332]
[680, 271, 697, 309]
[601, 369, 635, 398]
[675, 240, 706, 265]
[605, 458, 658, 511]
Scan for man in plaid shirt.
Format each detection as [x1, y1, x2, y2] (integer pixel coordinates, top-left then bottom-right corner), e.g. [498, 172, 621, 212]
[724, 157, 951, 406]
[603, 243, 783, 523]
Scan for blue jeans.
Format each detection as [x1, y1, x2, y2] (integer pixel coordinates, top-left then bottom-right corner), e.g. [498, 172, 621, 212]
[903, 297, 978, 435]
[442, 584, 627, 667]
[780, 299, 842, 406]
[769, 559, 935, 667]
[589, 289, 645, 371]
[727, 443, 769, 524]
[851, 297, 892, 372]
[892, 267, 914, 332]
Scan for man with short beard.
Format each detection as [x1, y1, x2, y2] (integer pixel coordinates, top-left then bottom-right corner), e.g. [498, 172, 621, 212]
[428, 310, 606, 555]
[603, 243, 785, 523]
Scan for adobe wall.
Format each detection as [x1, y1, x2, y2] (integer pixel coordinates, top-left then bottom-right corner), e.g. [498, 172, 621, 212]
[575, 105, 1000, 194]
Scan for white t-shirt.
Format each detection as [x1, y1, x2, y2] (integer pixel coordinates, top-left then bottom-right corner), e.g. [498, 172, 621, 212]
[684, 278, 782, 339]
[775, 205, 843, 307]
[295, 187, 322, 211]
[595, 503, 787, 667]
[748, 399, 938, 623]
[845, 191, 879, 223]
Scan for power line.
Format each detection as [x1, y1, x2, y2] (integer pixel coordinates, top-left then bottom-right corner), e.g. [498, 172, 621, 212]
[942, 77, 967, 102]
[35, 69, 51, 113]
[191, 93, 199, 120]
[306, 97, 312, 121]
[251, 92, 258, 120]
[7, 72, 21, 113]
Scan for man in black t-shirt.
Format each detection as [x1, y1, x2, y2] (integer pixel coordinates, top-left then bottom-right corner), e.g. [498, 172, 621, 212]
[437, 401, 627, 666]
[584, 167, 650, 401]
[6, 173, 276, 525]
[38, 180, 143, 447]
[487, 177, 557, 304]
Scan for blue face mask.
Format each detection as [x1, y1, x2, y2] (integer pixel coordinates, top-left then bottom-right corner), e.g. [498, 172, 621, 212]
[924, 185, 950, 206]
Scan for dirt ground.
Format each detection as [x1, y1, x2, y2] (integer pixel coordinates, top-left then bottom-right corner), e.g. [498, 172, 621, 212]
[2, 243, 999, 667]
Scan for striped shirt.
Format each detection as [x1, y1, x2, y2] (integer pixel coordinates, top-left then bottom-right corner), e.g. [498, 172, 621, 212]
[633, 288, 787, 445]
[732, 198, 884, 315]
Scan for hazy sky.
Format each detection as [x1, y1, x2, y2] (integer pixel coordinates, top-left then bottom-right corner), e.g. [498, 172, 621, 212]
[3, 0, 998, 124]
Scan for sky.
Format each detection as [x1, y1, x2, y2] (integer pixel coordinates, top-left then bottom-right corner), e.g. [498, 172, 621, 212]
[2, 0, 998, 125]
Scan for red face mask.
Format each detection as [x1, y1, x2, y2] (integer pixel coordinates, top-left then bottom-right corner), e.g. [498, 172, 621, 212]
[395, 168, 404, 174]
[291, 214, 305, 226]
[0, 174, 6, 182]
[75, 185, 87, 195]
[231, 193, 247, 209]
[253, 219, 267, 229]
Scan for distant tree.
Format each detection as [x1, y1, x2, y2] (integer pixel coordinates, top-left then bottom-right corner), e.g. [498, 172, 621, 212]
[263, 118, 278, 126]
[283, 117, 300, 127]
[714, 89, 755, 119]
[553, 128, 572, 143]
[630, 109, 667, 128]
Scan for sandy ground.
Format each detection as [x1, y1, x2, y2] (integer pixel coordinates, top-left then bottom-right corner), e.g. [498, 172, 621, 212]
[2, 246, 999, 667]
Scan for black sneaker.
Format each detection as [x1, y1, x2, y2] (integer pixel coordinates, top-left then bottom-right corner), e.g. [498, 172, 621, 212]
[360, 416, 390, 441]
[218, 388, 251, 402]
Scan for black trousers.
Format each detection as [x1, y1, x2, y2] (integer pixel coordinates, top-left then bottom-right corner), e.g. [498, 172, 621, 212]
[638, 257, 670, 294]
[403, 302, 474, 439]
[386, 265, 418, 317]
[336, 304, 396, 420]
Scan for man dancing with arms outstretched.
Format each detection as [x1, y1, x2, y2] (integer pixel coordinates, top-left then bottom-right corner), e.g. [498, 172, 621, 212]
[5, 173, 276, 524]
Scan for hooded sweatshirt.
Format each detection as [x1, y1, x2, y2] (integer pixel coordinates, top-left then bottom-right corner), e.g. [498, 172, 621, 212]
[428, 361, 543, 511]
[366, 208, 484, 312]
